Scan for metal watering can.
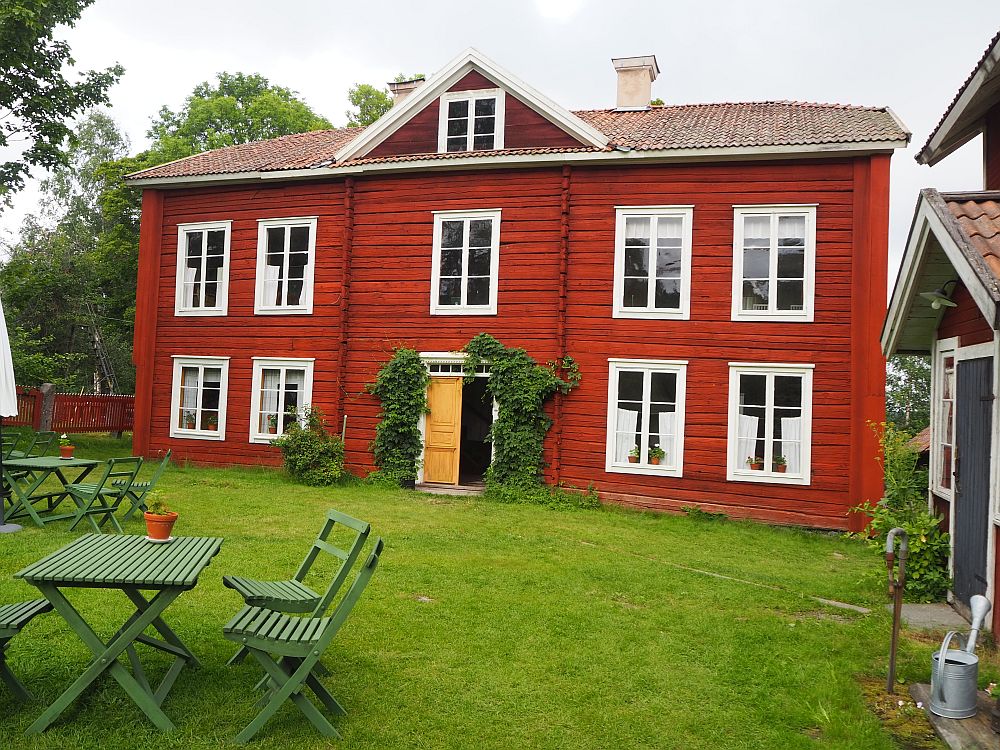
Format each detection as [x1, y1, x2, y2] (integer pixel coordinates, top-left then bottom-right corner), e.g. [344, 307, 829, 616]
[930, 594, 992, 719]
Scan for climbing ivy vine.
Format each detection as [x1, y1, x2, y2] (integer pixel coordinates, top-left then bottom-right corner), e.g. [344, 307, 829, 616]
[366, 347, 429, 485]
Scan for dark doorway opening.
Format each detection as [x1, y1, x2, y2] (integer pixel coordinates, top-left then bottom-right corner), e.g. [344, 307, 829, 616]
[459, 378, 492, 484]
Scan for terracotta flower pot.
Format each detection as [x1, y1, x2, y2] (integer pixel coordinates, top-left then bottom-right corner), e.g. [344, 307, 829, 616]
[627, 456, 639, 464]
[749, 462, 764, 471]
[144, 511, 178, 540]
[649, 457, 661, 465]
[773, 464, 787, 473]
[206, 423, 218, 431]
[59, 445, 75, 459]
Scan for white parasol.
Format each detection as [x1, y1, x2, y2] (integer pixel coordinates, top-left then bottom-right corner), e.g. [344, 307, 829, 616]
[0, 292, 21, 532]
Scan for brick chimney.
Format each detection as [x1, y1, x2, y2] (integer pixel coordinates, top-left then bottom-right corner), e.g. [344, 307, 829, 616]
[612, 56, 660, 110]
[388, 78, 426, 104]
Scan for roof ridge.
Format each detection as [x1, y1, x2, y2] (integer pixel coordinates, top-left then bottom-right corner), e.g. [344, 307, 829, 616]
[572, 100, 890, 113]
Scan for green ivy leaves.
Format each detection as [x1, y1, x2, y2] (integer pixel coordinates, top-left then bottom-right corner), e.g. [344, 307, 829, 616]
[367, 347, 430, 485]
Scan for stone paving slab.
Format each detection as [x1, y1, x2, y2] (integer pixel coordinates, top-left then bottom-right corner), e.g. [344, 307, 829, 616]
[889, 603, 971, 630]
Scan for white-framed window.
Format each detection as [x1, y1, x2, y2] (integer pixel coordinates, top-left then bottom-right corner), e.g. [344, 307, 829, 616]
[727, 362, 813, 484]
[169, 356, 229, 440]
[254, 217, 317, 314]
[931, 339, 957, 498]
[175, 221, 231, 316]
[437, 88, 506, 153]
[605, 359, 687, 477]
[732, 205, 816, 322]
[613, 207, 693, 319]
[249, 358, 315, 444]
[430, 209, 501, 315]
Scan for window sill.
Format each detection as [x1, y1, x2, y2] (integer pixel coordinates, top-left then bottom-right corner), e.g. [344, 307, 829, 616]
[613, 308, 688, 320]
[605, 463, 682, 478]
[169, 430, 225, 441]
[430, 306, 498, 316]
[249, 434, 280, 445]
[254, 307, 313, 315]
[174, 308, 228, 317]
[727, 469, 810, 486]
[731, 312, 814, 323]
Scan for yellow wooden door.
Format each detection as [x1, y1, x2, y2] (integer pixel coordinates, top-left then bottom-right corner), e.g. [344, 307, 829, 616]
[423, 377, 462, 484]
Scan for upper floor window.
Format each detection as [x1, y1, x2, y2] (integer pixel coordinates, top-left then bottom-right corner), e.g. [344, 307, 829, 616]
[605, 359, 687, 477]
[255, 217, 317, 315]
[613, 207, 693, 319]
[169, 356, 229, 440]
[175, 222, 231, 316]
[438, 89, 506, 153]
[430, 209, 501, 315]
[727, 362, 813, 485]
[249, 357, 314, 444]
[732, 205, 816, 322]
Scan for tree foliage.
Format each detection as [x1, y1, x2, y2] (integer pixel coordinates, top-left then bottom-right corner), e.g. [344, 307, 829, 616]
[272, 407, 346, 486]
[0, 0, 122, 203]
[345, 73, 424, 127]
[886, 355, 931, 433]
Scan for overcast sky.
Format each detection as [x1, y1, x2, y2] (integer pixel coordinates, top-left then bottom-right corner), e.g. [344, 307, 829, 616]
[4, 0, 1000, 285]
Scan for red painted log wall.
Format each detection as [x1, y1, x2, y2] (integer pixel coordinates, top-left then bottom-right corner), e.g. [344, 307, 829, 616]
[938, 283, 994, 346]
[135, 156, 890, 529]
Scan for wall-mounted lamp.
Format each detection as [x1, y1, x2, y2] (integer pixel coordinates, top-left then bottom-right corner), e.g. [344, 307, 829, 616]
[919, 279, 959, 310]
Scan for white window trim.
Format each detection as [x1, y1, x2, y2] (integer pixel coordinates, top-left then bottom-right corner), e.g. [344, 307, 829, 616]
[731, 204, 816, 323]
[248, 357, 315, 445]
[174, 221, 232, 316]
[169, 356, 230, 441]
[613, 206, 693, 320]
[605, 358, 688, 478]
[430, 209, 502, 316]
[726, 362, 814, 485]
[437, 88, 506, 153]
[254, 216, 318, 315]
[931, 337, 958, 500]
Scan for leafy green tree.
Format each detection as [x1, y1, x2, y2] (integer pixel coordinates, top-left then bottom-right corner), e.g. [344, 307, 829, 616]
[886, 355, 931, 433]
[0, 0, 123, 204]
[345, 73, 424, 127]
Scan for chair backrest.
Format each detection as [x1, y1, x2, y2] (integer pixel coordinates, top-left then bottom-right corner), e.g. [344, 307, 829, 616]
[294, 509, 371, 617]
[103, 457, 144, 495]
[24, 431, 56, 457]
[314, 538, 383, 652]
[136, 450, 172, 497]
[2, 433, 22, 459]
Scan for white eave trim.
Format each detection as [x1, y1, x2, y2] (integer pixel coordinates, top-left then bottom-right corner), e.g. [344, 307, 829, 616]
[332, 47, 609, 163]
[125, 139, 909, 188]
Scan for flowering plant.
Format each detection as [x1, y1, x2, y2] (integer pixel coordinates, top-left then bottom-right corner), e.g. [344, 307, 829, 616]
[58, 433, 72, 447]
[628, 445, 641, 459]
[648, 444, 665, 461]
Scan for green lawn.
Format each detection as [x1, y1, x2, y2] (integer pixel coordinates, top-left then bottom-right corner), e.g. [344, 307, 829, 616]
[0, 434, 971, 749]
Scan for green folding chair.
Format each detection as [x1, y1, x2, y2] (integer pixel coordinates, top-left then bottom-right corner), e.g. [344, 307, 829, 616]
[0, 599, 53, 701]
[223, 538, 383, 743]
[10, 431, 57, 459]
[113, 449, 171, 521]
[223, 508, 371, 665]
[64, 457, 143, 533]
[2, 433, 23, 459]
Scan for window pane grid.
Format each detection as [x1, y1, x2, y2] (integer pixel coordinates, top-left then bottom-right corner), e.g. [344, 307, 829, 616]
[739, 211, 809, 314]
[445, 96, 496, 152]
[613, 367, 678, 470]
[259, 222, 312, 310]
[254, 365, 307, 438]
[621, 214, 686, 312]
[177, 365, 222, 431]
[736, 371, 805, 476]
[436, 216, 494, 309]
[181, 228, 227, 310]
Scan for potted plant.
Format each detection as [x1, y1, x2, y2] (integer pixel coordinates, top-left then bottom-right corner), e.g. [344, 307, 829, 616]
[205, 413, 219, 431]
[627, 445, 640, 464]
[182, 410, 196, 430]
[648, 444, 665, 466]
[58, 433, 75, 459]
[746, 456, 764, 471]
[144, 494, 178, 541]
[772, 455, 787, 473]
[266, 414, 279, 435]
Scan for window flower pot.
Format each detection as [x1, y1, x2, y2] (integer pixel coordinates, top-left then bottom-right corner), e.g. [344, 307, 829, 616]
[59, 445, 75, 459]
[144, 511, 178, 540]
[649, 457, 661, 465]
[748, 462, 764, 471]
[627, 456, 639, 464]
[772, 464, 787, 473]
[206, 423, 218, 431]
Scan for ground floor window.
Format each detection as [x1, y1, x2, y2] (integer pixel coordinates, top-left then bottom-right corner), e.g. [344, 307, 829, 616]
[169, 356, 229, 439]
[605, 359, 687, 477]
[249, 358, 314, 443]
[727, 363, 813, 484]
[932, 342, 956, 497]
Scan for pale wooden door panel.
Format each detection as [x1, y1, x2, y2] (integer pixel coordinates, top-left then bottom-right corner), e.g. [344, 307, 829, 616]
[424, 377, 462, 484]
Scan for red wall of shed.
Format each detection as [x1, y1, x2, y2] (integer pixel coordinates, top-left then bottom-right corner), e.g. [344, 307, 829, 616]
[938, 283, 994, 345]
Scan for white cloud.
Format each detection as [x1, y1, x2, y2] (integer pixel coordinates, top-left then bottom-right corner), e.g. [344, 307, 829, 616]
[535, 0, 586, 22]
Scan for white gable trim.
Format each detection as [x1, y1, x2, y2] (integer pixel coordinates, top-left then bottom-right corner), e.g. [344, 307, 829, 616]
[882, 192, 998, 356]
[334, 48, 609, 163]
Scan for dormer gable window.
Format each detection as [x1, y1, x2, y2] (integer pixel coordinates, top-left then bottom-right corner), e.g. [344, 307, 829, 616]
[438, 88, 506, 153]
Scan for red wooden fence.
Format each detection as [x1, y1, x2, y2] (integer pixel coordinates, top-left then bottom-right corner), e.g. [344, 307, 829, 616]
[8, 387, 134, 433]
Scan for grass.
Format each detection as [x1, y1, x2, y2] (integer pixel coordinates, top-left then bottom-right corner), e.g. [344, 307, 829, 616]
[0, 433, 988, 749]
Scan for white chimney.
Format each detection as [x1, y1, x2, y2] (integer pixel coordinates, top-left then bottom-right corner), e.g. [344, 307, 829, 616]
[612, 56, 660, 110]
[388, 78, 426, 104]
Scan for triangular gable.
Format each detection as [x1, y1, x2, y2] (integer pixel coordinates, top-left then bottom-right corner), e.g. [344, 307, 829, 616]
[882, 189, 1000, 355]
[334, 48, 609, 163]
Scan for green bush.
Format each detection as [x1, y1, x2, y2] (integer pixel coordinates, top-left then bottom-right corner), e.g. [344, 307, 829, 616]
[854, 422, 949, 602]
[272, 407, 346, 486]
[366, 347, 429, 485]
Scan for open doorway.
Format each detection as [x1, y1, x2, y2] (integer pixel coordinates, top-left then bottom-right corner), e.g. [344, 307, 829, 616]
[459, 377, 492, 484]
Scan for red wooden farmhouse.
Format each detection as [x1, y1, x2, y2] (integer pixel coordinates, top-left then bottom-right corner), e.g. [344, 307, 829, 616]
[127, 49, 909, 529]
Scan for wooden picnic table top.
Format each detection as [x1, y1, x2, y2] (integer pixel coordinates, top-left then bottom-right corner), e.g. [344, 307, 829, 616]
[5, 456, 100, 470]
[16, 534, 224, 589]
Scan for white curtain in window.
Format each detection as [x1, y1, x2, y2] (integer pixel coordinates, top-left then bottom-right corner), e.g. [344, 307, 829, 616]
[737, 414, 759, 464]
[655, 411, 675, 464]
[780, 417, 802, 473]
[263, 266, 280, 306]
[183, 263, 197, 307]
[259, 369, 280, 430]
[615, 408, 639, 462]
[181, 368, 198, 410]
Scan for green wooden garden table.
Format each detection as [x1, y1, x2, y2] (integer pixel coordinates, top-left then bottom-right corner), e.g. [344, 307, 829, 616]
[2, 456, 100, 527]
[16, 534, 224, 734]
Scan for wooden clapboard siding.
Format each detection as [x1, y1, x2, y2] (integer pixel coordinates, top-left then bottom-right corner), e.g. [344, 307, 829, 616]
[133, 155, 890, 529]
[368, 71, 581, 158]
[938, 283, 994, 345]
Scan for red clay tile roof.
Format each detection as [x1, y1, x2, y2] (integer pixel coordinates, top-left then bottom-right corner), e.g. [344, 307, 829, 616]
[944, 192, 1000, 281]
[128, 101, 908, 182]
[908, 426, 931, 453]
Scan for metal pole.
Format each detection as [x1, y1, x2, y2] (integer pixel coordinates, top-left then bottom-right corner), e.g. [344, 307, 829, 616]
[885, 527, 908, 693]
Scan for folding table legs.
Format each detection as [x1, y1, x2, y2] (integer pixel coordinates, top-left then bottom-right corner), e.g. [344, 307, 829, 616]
[0, 642, 33, 701]
[26, 584, 188, 734]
